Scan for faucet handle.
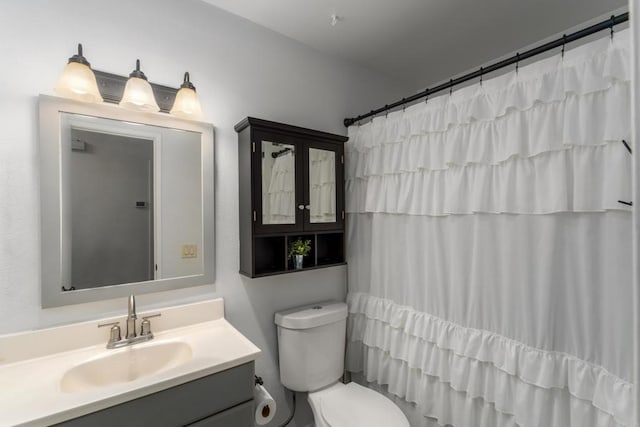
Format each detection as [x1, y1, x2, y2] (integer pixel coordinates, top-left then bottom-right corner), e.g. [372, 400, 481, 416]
[142, 313, 161, 320]
[98, 321, 122, 344]
[140, 313, 161, 336]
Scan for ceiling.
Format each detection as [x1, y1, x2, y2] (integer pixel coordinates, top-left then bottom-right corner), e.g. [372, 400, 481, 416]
[202, 0, 627, 90]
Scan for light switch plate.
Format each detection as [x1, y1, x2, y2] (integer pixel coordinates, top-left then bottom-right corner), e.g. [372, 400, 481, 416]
[181, 244, 198, 258]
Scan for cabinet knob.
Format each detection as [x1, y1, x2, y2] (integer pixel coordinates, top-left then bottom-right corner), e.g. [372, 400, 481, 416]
[298, 205, 305, 210]
[305, 205, 311, 210]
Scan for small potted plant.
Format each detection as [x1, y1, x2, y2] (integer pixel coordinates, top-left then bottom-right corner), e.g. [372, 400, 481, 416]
[288, 238, 311, 270]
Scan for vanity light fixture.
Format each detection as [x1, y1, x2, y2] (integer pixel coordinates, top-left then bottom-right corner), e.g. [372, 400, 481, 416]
[170, 72, 203, 119]
[119, 59, 160, 112]
[54, 44, 103, 103]
[53, 48, 198, 115]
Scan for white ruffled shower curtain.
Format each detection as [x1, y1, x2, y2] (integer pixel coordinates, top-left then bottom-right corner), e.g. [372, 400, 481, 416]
[345, 29, 633, 427]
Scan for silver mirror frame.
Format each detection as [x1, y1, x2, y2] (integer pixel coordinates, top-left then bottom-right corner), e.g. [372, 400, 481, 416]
[38, 95, 215, 308]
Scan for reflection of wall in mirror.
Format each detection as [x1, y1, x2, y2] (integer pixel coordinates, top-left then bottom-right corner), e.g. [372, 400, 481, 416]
[309, 149, 335, 223]
[160, 128, 203, 279]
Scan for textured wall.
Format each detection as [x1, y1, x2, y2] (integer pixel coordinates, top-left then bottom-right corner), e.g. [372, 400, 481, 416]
[0, 1, 409, 425]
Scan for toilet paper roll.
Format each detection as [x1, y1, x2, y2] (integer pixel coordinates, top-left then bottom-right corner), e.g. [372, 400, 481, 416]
[254, 384, 277, 425]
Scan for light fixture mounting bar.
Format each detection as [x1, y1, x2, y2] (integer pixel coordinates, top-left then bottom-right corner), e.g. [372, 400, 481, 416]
[93, 70, 178, 113]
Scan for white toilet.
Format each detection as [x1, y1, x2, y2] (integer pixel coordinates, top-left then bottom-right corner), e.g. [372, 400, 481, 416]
[275, 301, 410, 427]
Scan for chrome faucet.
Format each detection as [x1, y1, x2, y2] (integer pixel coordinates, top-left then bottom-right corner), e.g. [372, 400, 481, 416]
[126, 294, 137, 339]
[98, 295, 161, 349]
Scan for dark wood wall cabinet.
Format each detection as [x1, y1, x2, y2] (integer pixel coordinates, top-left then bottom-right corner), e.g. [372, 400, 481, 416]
[235, 117, 347, 278]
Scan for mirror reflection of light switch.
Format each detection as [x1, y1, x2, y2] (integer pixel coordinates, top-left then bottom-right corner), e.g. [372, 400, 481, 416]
[181, 244, 197, 258]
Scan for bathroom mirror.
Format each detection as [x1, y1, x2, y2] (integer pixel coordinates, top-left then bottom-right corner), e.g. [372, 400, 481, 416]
[260, 141, 338, 225]
[308, 148, 336, 223]
[39, 95, 215, 307]
[261, 141, 296, 224]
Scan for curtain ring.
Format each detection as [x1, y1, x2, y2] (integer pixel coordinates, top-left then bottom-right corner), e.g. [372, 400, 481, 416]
[425, 89, 429, 104]
[516, 52, 520, 74]
[449, 79, 453, 96]
[385, 105, 389, 118]
[561, 34, 567, 58]
[402, 98, 406, 112]
[610, 15, 615, 40]
[480, 67, 483, 86]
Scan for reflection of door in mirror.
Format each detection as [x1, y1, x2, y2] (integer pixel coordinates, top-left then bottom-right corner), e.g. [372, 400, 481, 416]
[262, 141, 296, 224]
[70, 129, 154, 288]
[308, 148, 336, 223]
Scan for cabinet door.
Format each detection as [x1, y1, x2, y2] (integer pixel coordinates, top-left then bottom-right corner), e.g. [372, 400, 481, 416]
[186, 401, 254, 427]
[303, 141, 344, 231]
[253, 131, 303, 234]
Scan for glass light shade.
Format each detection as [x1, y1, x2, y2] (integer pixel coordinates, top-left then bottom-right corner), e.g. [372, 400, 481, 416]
[119, 77, 160, 112]
[170, 87, 203, 119]
[54, 62, 103, 103]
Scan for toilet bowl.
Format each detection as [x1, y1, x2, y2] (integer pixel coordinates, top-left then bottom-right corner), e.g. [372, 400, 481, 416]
[308, 382, 409, 427]
[275, 301, 410, 427]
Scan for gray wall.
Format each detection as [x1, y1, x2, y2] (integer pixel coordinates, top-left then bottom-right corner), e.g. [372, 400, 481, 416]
[0, 1, 410, 426]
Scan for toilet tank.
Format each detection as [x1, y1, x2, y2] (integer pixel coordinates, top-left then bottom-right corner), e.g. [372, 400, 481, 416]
[275, 301, 348, 392]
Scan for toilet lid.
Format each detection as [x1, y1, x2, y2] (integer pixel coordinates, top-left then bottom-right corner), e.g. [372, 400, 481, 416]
[311, 382, 409, 427]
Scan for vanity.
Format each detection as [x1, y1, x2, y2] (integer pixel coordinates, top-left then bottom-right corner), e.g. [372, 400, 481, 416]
[56, 364, 255, 426]
[0, 298, 261, 426]
[4, 95, 263, 426]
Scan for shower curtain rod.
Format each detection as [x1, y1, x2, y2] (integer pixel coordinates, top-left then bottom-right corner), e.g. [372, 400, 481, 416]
[343, 12, 629, 127]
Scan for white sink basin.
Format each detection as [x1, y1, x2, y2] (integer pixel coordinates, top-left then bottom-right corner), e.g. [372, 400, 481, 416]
[60, 341, 192, 393]
[0, 299, 262, 427]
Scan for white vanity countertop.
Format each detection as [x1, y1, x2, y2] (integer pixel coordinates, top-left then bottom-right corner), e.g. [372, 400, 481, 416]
[0, 298, 261, 427]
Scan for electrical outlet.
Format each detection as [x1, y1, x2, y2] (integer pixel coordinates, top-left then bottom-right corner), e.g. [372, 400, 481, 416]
[181, 244, 198, 259]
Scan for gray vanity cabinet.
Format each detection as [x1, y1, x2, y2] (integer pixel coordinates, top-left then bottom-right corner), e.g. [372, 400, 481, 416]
[54, 362, 254, 427]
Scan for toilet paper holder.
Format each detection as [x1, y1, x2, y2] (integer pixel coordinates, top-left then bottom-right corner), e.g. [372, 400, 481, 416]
[254, 374, 295, 427]
[253, 375, 277, 425]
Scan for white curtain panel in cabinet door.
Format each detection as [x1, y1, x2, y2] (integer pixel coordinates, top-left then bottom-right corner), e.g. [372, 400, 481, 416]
[345, 29, 633, 427]
[309, 148, 337, 223]
[267, 151, 296, 224]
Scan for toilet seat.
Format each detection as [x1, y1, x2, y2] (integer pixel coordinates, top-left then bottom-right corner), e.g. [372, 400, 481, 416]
[308, 382, 410, 427]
